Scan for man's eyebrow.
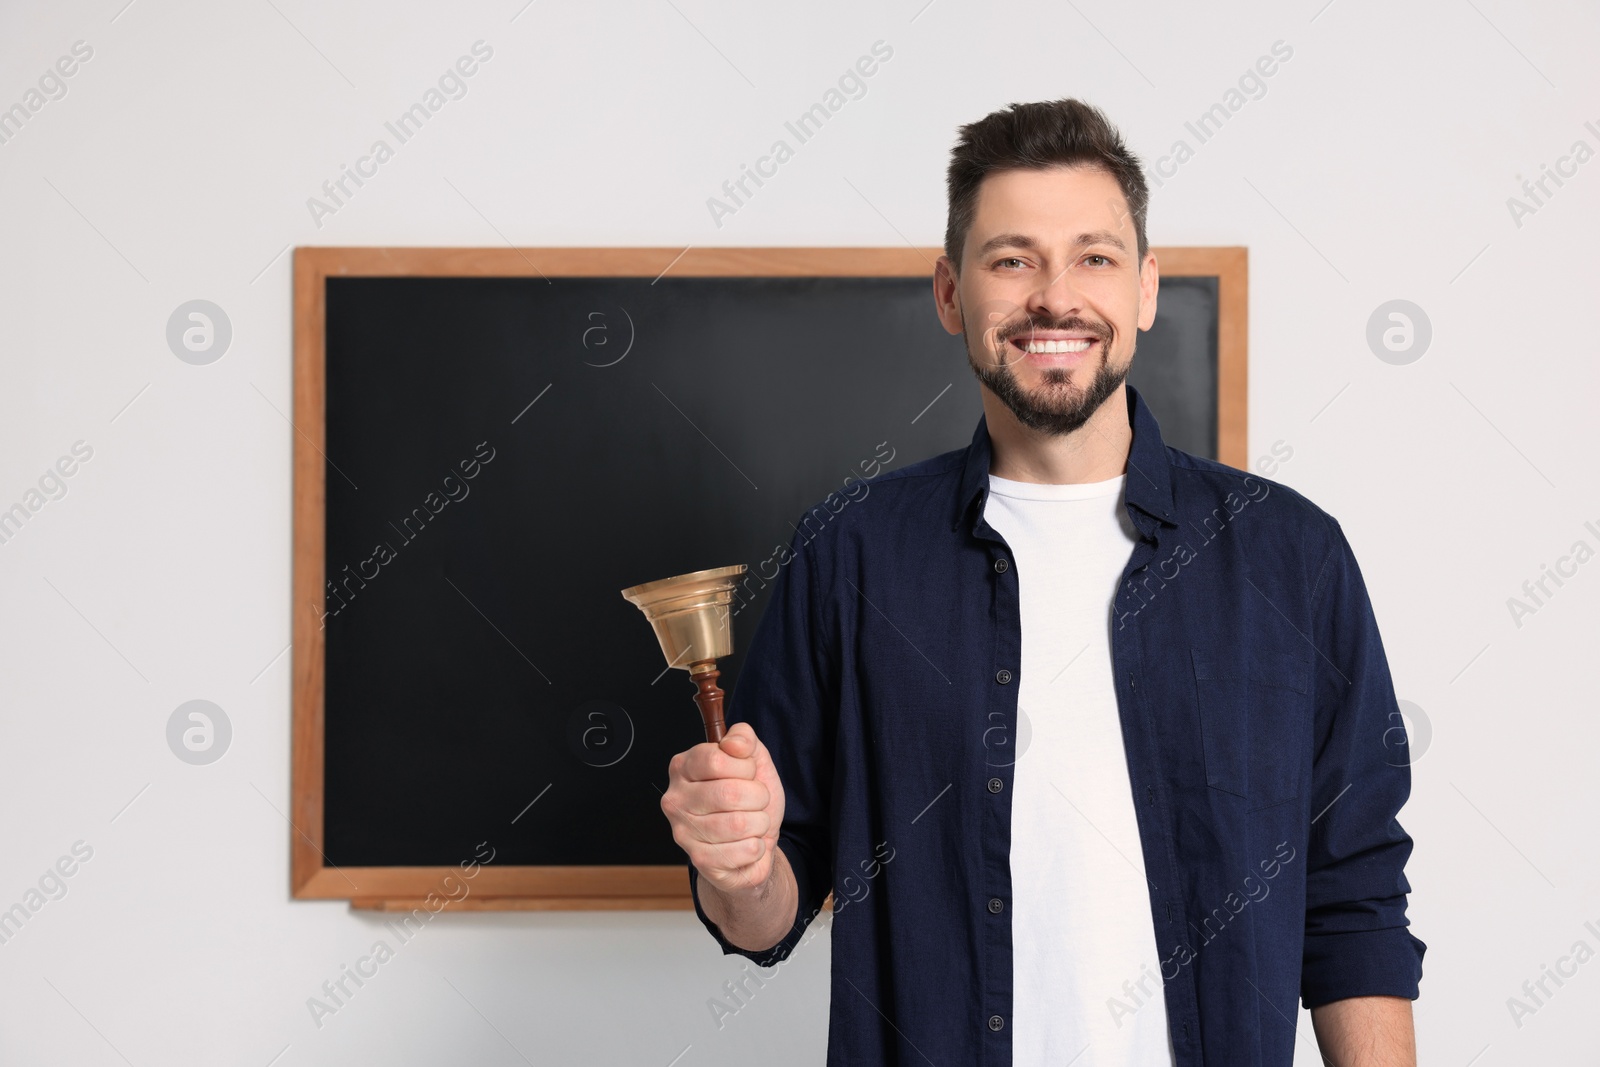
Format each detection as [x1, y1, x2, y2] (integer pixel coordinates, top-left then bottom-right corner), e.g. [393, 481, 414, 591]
[974, 230, 1129, 258]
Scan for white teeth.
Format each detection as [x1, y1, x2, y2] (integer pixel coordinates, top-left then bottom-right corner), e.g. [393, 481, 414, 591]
[1019, 338, 1093, 354]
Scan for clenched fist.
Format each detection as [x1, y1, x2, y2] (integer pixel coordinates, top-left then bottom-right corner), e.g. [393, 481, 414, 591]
[661, 722, 786, 896]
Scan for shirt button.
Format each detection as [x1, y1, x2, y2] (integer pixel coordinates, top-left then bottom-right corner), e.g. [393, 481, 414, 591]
[995, 669, 1013, 685]
[993, 557, 1008, 573]
[987, 777, 1004, 793]
[987, 897, 1004, 914]
[988, 1014, 1005, 1031]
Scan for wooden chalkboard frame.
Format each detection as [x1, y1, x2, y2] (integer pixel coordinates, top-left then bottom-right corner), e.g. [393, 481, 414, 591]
[290, 246, 1248, 910]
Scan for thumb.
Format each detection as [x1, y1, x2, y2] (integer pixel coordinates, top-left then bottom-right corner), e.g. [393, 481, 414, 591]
[718, 722, 756, 759]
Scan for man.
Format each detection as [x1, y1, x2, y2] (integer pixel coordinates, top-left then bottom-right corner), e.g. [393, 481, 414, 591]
[661, 98, 1425, 1066]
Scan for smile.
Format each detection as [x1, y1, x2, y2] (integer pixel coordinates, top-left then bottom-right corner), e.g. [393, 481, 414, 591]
[1006, 334, 1102, 364]
[1012, 338, 1095, 354]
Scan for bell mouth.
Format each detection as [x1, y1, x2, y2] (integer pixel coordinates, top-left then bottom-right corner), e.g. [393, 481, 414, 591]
[619, 564, 748, 606]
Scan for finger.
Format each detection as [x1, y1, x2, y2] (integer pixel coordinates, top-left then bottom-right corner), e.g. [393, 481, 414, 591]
[685, 808, 771, 845]
[682, 740, 756, 783]
[676, 778, 770, 816]
[695, 837, 768, 880]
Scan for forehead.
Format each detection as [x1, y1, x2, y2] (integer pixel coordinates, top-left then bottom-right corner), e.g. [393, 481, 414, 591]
[969, 164, 1132, 244]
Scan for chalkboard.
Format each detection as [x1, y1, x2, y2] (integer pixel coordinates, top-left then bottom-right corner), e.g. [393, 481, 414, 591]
[289, 247, 1246, 909]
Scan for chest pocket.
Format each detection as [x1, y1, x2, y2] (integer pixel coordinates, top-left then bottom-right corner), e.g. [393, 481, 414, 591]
[1190, 646, 1311, 809]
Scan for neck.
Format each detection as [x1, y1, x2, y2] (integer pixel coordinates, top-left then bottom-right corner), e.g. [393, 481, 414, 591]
[982, 383, 1132, 484]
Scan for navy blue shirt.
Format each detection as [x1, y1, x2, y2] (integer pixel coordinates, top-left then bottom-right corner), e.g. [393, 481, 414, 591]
[688, 384, 1425, 1065]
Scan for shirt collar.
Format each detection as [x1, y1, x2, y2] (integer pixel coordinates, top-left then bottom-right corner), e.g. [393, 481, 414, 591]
[951, 383, 1178, 534]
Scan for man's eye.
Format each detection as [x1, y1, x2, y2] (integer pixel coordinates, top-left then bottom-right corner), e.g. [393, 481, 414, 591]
[995, 257, 1025, 269]
[1085, 254, 1111, 267]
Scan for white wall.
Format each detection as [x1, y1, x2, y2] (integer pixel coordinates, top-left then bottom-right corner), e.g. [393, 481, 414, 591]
[2, 0, 1596, 1063]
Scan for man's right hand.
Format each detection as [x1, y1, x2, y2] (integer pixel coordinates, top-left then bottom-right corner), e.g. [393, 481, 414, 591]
[661, 721, 787, 896]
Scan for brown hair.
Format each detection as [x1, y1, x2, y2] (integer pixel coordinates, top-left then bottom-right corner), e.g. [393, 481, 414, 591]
[944, 98, 1149, 274]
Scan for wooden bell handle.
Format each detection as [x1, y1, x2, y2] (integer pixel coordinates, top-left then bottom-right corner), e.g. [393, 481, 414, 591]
[689, 661, 726, 743]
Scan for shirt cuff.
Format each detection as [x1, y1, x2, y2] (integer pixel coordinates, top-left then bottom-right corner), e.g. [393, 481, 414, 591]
[1301, 925, 1427, 1009]
[687, 835, 818, 968]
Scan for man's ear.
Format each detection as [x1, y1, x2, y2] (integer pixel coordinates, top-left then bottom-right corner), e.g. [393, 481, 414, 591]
[933, 254, 964, 335]
[1136, 251, 1159, 332]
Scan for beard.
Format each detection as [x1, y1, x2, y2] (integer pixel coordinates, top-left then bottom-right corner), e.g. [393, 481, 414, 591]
[965, 315, 1130, 436]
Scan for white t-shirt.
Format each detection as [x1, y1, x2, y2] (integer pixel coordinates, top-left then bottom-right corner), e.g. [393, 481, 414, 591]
[982, 472, 1176, 1066]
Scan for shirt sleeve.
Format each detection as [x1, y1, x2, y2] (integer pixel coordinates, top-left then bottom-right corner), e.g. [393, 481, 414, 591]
[1299, 518, 1427, 1009]
[687, 515, 838, 967]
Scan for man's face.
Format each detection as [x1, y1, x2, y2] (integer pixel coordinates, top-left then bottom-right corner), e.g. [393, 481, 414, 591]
[936, 164, 1158, 436]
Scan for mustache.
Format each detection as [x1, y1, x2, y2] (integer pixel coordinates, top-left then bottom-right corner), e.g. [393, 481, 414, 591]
[998, 317, 1111, 345]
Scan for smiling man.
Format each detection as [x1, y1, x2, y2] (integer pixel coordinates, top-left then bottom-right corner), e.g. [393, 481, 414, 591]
[662, 98, 1425, 1066]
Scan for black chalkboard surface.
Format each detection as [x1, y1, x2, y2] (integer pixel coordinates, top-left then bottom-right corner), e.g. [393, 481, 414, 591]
[291, 247, 1244, 906]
